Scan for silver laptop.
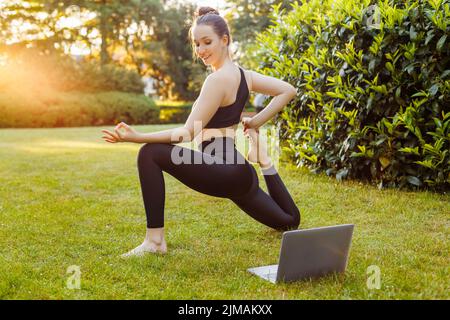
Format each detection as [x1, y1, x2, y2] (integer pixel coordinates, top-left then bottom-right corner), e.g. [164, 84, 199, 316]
[247, 224, 354, 284]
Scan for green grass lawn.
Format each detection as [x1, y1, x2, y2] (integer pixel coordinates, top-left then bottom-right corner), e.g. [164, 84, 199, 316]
[0, 124, 448, 299]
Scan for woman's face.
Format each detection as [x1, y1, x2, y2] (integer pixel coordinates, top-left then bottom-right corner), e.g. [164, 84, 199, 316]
[192, 24, 228, 66]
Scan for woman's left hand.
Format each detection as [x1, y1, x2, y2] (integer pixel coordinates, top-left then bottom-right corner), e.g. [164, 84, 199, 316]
[241, 117, 259, 135]
[101, 122, 142, 143]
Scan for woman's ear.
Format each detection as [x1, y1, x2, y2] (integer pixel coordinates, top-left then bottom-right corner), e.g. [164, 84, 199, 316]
[222, 34, 229, 46]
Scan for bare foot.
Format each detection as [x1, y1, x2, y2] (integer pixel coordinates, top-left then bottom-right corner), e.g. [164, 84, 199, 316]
[245, 128, 272, 169]
[121, 240, 167, 258]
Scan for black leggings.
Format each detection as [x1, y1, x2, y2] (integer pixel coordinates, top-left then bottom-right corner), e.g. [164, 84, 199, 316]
[137, 137, 300, 231]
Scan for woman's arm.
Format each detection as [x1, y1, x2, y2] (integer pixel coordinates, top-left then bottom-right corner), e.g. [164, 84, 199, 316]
[126, 100, 199, 144]
[136, 74, 224, 144]
[247, 71, 297, 128]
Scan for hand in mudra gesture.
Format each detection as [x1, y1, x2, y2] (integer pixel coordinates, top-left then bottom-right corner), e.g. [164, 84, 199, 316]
[101, 122, 142, 143]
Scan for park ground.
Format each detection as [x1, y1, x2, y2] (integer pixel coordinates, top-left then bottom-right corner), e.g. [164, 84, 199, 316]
[0, 124, 448, 299]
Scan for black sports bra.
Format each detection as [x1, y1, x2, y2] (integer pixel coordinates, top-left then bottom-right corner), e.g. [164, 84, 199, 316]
[204, 67, 249, 129]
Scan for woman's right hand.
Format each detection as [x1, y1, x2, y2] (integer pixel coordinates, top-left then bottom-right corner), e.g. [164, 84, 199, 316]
[101, 122, 143, 143]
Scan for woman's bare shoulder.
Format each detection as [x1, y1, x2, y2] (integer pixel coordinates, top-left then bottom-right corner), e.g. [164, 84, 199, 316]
[239, 67, 254, 92]
[209, 65, 253, 91]
[213, 65, 237, 80]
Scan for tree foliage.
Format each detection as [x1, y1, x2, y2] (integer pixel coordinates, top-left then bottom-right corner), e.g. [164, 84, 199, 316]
[224, 0, 292, 68]
[0, 0, 206, 100]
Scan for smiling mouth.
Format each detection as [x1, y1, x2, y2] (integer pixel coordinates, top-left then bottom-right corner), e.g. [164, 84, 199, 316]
[202, 55, 211, 60]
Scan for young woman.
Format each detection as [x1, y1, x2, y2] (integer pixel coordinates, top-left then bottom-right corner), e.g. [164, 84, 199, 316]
[101, 7, 300, 257]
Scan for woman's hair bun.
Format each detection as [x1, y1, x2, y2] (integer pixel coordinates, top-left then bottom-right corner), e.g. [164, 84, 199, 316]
[197, 6, 220, 17]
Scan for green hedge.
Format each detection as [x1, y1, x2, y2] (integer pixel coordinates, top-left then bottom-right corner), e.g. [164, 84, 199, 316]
[256, 0, 449, 191]
[0, 91, 159, 128]
[55, 61, 145, 94]
[2, 50, 145, 94]
[158, 106, 192, 124]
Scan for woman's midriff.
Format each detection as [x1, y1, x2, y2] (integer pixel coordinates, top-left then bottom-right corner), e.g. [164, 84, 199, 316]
[194, 124, 238, 146]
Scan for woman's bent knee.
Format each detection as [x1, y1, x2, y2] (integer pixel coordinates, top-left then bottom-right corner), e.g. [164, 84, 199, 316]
[291, 208, 301, 229]
[277, 208, 301, 231]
